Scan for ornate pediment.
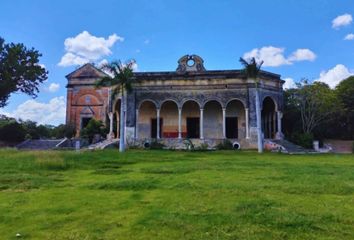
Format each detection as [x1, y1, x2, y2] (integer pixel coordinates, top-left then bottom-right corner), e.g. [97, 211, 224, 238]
[176, 54, 206, 73]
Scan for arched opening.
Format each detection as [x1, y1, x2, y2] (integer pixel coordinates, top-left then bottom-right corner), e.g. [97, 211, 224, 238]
[262, 97, 277, 139]
[138, 100, 158, 139]
[225, 100, 246, 139]
[182, 100, 200, 138]
[203, 100, 223, 139]
[113, 99, 121, 138]
[160, 101, 179, 138]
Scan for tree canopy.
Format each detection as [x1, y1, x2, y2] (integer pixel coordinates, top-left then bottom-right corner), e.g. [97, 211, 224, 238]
[0, 37, 48, 107]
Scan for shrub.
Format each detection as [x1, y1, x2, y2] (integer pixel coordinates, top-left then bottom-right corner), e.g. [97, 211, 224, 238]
[290, 132, 314, 149]
[149, 140, 165, 150]
[215, 139, 233, 150]
[195, 143, 209, 151]
[0, 120, 26, 142]
[53, 124, 76, 139]
[80, 119, 106, 143]
[352, 141, 354, 154]
[183, 139, 195, 151]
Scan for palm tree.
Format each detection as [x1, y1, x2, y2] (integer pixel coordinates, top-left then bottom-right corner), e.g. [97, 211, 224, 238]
[239, 57, 264, 153]
[96, 60, 135, 152]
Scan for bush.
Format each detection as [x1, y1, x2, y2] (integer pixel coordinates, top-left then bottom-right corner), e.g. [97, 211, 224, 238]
[0, 120, 26, 142]
[183, 139, 195, 151]
[195, 142, 209, 151]
[215, 139, 233, 150]
[149, 140, 165, 150]
[53, 124, 76, 139]
[352, 141, 354, 154]
[290, 132, 314, 149]
[80, 119, 106, 143]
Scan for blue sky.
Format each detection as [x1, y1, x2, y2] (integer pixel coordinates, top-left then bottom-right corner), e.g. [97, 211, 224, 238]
[0, 0, 353, 125]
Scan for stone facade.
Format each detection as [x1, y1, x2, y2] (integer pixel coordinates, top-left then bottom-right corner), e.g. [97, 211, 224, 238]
[66, 55, 284, 149]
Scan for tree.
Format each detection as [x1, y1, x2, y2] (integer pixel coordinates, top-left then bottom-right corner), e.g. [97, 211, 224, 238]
[335, 76, 354, 139]
[295, 81, 339, 134]
[239, 57, 264, 153]
[0, 118, 26, 143]
[95, 60, 135, 152]
[80, 119, 106, 143]
[0, 37, 48, 107]
[53, 124, 76, 139]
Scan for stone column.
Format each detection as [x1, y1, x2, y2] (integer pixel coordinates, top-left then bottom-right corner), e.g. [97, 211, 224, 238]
[178, 108, 182, 139]
[200, 108, 204, 139]
[116, 111, 120, 138]
[276, 111, 284, 139]
[222, 108, 226, 139]
[245, 108, 249, 139]
[107, 112, 114, 140]
[156, 108, 160, 139]
[135, 109, 139, 139]
[273, 112, 277, 137]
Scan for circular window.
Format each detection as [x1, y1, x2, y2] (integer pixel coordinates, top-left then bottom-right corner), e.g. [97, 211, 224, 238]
[187, 59, 195, 67]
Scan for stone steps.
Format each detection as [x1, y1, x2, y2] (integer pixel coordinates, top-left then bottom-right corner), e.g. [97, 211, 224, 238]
[87, 138, 119, 150]
[16, 139, 65, 150]
[271, 139, 314, 154]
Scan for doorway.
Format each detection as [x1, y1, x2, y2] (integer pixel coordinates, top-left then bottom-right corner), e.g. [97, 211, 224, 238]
[186, 117, 200, 138]
[151, 118, 163, 138]
[226, 117, 238, 138]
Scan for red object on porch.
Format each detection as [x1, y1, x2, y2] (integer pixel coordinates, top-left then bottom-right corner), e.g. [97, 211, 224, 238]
[162, 132, 187, 138]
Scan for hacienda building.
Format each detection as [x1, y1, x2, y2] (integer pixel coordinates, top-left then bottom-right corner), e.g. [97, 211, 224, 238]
[65, 55, 284, 149]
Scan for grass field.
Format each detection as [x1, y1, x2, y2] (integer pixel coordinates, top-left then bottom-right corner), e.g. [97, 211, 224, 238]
[0, 149, 353, 240]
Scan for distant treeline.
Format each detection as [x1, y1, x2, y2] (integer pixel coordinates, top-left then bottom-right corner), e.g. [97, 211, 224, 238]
[0, 115, 75, 144]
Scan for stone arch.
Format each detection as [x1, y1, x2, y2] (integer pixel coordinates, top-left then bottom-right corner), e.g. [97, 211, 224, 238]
[202, 98, 224, 109]
[159, 99, 181, 109]
[261, 95, 278, 111]
[181, 99, 202, 109]
[262, 96, 277, 139]
[113, 98, 122, 138]
[75, 94, 101, 105]
[225, 98, 247, 110]
[137, 99, 158, 110]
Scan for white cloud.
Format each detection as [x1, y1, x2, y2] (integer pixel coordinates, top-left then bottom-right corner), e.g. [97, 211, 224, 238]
[48, 83, 60, 93]
[243, 46, 316, 67]
[97, 59, 109, 68]
[0, 97, 66, 126]
[144, 39, 150, 44]
[315, 64, 353, 88]
[59, 52, 89, 66]
[58, 31, 124, 67]
[344, 33, 354, 40]
[332, 14, 352, 29]
[283, 78, 297, 89]
[288, 49, 316, 62]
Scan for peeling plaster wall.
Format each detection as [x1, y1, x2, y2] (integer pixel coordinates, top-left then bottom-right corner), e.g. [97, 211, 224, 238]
[137, 101, 156, 138]
[226, 100, 246, 139]
[160, 101, 179, 137]
[204, 101, 223, 139]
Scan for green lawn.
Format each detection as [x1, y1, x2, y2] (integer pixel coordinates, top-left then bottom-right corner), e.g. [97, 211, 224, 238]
[0, 149, 353, 240]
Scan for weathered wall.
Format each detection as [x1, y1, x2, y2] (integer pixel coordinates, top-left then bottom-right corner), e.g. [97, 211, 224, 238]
[66, 86, 109, 136]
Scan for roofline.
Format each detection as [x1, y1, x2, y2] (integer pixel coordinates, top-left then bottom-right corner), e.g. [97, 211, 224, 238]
[65, 63, 109, 79]
[132, 69, 281, 79]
